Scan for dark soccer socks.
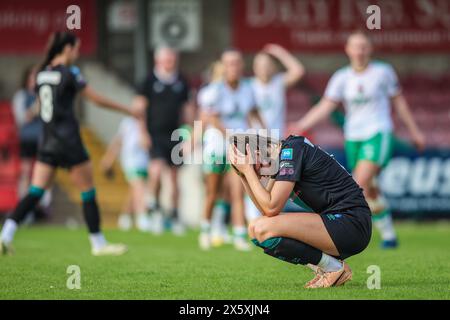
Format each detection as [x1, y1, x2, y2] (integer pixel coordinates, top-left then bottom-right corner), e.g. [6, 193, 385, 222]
[9, 185, 45, 224]
[253, 237, 322, 266]
[81, 188, 101, 234]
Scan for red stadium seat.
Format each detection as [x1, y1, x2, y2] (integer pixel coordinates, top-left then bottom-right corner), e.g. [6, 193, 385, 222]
[0, 101, 20, 214]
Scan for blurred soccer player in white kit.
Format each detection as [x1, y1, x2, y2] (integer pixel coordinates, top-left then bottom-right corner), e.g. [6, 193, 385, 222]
[198, 49, 264, 251]
[245, 44, 305, 222]
[101, 116, 150, 232]
[197, 61, 233, 247]
[295, 31, 425, 248]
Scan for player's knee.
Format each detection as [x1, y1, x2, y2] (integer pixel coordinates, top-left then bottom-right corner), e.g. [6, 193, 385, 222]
[253, 217, 275, 243]
[248, 220, 256, 239]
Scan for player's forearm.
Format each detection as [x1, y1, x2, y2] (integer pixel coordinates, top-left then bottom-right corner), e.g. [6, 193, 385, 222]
[240, 175, 266, 214]
[273, 47, 304, 75]
[210, 115, 227, 134]
[244, 169, 279, 217]
[394, 95, 421, 136]
[248, 109, 266, 129]
[297, 100, 334, 132]
[280, 56, 305, 87]
[94, 96, 131, 114]
[102, 138, 121, 169]
[83, 86, 131, 115]
[265, 178, 276, 192]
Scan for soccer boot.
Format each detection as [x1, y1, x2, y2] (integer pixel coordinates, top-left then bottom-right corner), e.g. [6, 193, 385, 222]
[308, 262, 352, 288]
[92, 243, 128, 256]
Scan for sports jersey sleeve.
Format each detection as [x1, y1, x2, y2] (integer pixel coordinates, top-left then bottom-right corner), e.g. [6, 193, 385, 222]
[69, 66, 87, 92]
[275, 140, 303, 183]
[384, 64, 401, 97]
[324, 70, 345, 102]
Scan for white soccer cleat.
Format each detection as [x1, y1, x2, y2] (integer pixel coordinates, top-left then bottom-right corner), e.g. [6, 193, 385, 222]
[233, 238, 252, 252]
[211, 234, 225, 247]
[118, 214, 133, 231]
[0, 240, 14, 256]
[199, 232, 211, 250]
[91, 243, 128, 256]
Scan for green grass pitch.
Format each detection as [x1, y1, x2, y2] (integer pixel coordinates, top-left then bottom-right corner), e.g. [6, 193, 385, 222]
[1, 222, 449, 299]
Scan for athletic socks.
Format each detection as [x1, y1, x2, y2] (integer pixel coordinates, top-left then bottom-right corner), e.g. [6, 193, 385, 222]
[147, 196, 160, 212]
[0, 219, 18, 244]
[373, 209, 397, 241]
[81, 189, 101, 234]
[82, 190, 106, 250]
[317, 253, 343, 272]
[233, 225, 247, 240]
[211, 200, 228, 237]
[254, 237, 323, 266]
[10, 186, 45, 224]
[89, 232, 107, 251]
[0, 186, 45, 244]
[171, 208, 179, 220]
[200, 220, 211, 233]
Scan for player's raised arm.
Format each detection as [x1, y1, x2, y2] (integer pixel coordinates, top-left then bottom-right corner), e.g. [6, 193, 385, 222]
[264, 44, 305, 88]
[239, 175, 277, 215]
[81, 85, 135, 116]
[100, 133, 122, 176]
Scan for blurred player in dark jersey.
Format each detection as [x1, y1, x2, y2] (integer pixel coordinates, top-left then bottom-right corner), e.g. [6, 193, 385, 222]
[1, 32, 135, 256]
[229, 133, 371, 288]
[132, 46, 191, 235]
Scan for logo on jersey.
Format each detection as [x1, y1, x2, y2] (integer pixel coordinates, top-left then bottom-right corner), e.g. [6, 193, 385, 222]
[153, 82, 165, 93]
[281, 148, 293, 160]
[280, 161, 294, 169]
[279, 161, 294, 176]
[172, 81, 184, 93]
[326, 214, 343, 221]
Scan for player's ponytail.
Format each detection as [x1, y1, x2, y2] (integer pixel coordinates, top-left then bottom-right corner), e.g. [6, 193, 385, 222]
[39, 32, 78, 71]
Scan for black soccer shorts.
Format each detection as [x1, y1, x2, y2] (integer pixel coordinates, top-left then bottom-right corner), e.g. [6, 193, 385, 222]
[320, 207, 372, 260]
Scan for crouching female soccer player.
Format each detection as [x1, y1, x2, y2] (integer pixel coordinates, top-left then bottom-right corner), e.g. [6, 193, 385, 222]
[228, 134, 372, 288]
[0, 32, 136, 256]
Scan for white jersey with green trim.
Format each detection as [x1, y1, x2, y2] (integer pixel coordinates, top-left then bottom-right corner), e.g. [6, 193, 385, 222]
[207, 80, 256, 131]
[197, 83, 226, 157]
[324, 61, 401, 141]
[250, 73, 286, 138]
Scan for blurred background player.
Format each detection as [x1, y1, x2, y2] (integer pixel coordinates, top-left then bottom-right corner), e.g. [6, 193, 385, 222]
[295, 31, 426, 248]
[245, 43, 305, 223]
[197, 49, 265, 251]
[101, 116, 150, 232]
[0, 32, 133, 256]
[133, 46, 191, 235]
[11, 66, 52, 222]
[197, 61, 233, 249]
